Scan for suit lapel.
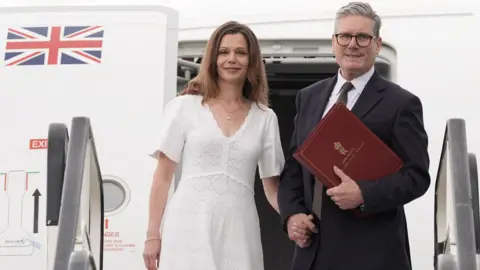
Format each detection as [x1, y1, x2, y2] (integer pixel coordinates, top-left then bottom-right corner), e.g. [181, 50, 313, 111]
[310, 75, 338, 129]
[351, 71, 386, 119]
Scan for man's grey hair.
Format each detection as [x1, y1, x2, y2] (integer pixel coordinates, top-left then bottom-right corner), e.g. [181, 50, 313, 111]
[334, 2, 382, 37]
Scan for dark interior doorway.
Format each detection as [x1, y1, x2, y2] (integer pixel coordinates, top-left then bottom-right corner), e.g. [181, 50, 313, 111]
[253, 92, 297, 270]
[255, 68, 337, 270]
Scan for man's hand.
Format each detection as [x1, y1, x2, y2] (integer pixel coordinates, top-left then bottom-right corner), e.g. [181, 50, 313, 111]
[326, 166, 364, 210]
[287, 213, 317, 248]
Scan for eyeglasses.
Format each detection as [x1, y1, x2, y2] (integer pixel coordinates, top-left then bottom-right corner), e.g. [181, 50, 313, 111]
[334, 33, 375, 47]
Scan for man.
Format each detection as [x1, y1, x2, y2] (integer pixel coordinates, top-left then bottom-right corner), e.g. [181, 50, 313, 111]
[277, 2, 430, 270]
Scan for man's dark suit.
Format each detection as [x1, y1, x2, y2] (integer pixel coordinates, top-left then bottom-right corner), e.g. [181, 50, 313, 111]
[277, 71, 430, 270]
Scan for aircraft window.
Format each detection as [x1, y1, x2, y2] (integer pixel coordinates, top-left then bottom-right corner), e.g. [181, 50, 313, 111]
[103, 178, 127, 213]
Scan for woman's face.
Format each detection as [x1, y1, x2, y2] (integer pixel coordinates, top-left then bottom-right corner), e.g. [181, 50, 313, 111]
[216, 33, 249, 85]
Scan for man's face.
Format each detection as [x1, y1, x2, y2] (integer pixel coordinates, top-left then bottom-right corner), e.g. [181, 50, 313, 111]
[332, 15, 382, 78]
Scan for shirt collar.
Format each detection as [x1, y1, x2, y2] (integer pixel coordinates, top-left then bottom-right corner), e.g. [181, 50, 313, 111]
[333, 66, 375, 96]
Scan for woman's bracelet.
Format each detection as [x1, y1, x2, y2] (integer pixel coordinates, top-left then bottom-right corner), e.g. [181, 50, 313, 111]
[145, 237, 161, 243]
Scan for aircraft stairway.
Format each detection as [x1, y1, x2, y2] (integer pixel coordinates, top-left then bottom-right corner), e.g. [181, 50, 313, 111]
[46, 117, 104, 270]
[434, 119, 480, 270]
[44, 117, 480, 270]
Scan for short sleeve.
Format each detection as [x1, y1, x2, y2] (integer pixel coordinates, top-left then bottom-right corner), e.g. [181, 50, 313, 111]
[149, 96, 188, 163]
[258, 110, 285, 179]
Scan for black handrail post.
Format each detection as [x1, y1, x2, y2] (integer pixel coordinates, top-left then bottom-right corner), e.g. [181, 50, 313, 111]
[46, 123, 70, 268]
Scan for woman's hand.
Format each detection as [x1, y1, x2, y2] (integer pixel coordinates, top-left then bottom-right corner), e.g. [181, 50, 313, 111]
[143, 238, 161, 270]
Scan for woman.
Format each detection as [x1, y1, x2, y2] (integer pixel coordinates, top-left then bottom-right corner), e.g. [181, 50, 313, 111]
[143, 21, 284, 270]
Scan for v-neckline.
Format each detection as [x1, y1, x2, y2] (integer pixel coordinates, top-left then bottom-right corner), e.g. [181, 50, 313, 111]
[204, 102, 254, 141]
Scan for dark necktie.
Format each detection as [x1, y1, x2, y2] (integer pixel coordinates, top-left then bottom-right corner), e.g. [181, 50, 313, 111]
[312, 81, 354, 218]
[337, 81, 354, 105]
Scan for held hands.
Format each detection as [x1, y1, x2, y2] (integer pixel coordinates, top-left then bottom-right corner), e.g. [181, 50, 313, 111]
[326, 166, 364, 210]
[286, 167, 362, 249]
[287, 213, 317, 248]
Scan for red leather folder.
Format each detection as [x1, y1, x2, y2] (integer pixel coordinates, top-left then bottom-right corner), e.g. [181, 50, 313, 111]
[293, 103, 403, 189]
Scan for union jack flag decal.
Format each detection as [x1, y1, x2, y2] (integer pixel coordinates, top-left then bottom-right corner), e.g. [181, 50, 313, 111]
[4, 26, 104, 66]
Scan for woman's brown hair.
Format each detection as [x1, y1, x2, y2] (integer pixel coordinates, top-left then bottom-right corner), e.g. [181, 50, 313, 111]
[180, 21, 269, 106]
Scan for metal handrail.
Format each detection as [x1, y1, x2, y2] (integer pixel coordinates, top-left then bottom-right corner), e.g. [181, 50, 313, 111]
[468, 153, 480, 252]
[178, 58, 200, 70]
[434, 119, 477, 270]
[48, 117, 104, 270]
[68, 250, 97, 270]
[46, 124, 69, 226]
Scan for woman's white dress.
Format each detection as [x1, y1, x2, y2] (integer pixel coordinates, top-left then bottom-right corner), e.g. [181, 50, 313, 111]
[150, 94, 285, 270]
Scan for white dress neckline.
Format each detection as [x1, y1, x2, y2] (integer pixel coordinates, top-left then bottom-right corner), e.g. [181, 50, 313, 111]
[203, 101, 254, 141]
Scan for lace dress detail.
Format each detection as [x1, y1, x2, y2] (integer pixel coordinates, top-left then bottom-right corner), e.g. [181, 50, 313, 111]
[150, 95, 284, 270]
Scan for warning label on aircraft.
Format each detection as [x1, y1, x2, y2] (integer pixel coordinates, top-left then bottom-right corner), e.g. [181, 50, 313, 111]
[104, 232, 136, 252]
[104, 220, 136, 252]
